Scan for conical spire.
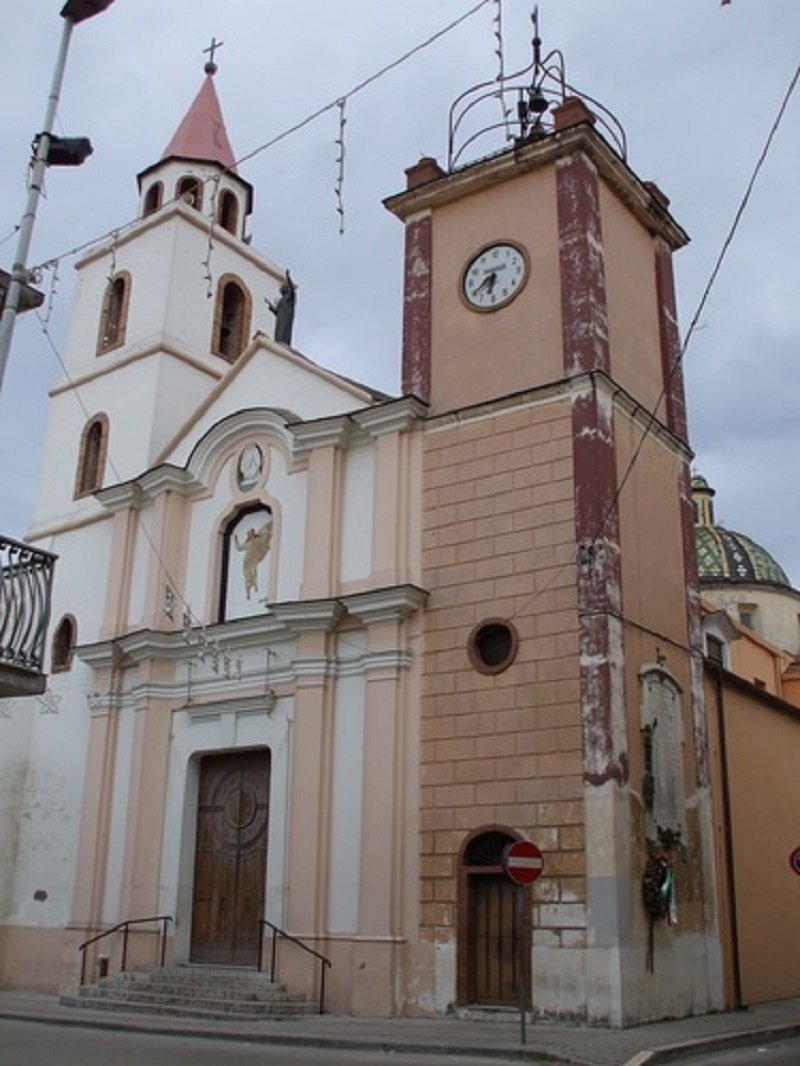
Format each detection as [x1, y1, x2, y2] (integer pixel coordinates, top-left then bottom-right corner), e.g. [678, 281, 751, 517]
[161, 72, 237, 172]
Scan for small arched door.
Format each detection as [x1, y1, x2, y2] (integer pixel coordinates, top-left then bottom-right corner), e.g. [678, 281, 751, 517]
[458, 827, 530, 1006]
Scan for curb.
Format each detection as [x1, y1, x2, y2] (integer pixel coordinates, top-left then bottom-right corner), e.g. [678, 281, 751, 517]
[625, 1019, 800, 1064]
[2, 998, 799, 1066]
[0, 1003, 569, 1063]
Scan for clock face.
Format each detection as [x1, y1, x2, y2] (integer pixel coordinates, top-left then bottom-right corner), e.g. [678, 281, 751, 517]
[462, 242, 528, 311]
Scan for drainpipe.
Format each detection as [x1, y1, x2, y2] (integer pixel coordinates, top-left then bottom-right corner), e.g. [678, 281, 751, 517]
[713, 665, 743, 1009]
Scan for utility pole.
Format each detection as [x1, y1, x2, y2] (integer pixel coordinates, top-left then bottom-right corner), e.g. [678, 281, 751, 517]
[0, 1, 115, 394]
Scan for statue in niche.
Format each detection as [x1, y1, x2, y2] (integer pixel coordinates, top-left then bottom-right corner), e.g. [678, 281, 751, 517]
[234, 512, 273, 600]
[267, 270, 297, 346]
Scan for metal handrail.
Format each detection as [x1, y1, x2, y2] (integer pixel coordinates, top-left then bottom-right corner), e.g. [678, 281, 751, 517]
[78, 914, 173, 986]
[258, 919, 332, 1014]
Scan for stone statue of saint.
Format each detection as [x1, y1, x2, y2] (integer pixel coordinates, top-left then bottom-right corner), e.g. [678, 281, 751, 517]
[267, 271, 297, 346]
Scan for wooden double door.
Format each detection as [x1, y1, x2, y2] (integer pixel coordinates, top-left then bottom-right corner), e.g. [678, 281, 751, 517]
[190, 750, 270, 966]
[470, 873, 520, 1004]
[458, 829, 531, 1006]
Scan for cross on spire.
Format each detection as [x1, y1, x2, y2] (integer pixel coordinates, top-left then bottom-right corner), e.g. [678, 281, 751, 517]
[203, 36, 224, 75]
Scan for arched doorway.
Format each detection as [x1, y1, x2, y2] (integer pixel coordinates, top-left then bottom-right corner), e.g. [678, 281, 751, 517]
[458, 827, 530, 1006]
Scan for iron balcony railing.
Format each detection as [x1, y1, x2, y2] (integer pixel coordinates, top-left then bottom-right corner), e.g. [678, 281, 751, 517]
[0, 534, 57, 696]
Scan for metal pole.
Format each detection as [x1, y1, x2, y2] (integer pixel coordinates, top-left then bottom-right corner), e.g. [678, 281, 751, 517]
[0, 16, 76, 393]
[517, 883, 527, 1045]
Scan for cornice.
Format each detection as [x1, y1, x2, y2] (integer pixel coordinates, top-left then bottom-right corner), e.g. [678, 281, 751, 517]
[288, 415, 360, 455]
[340, 584, 428, 624]
[183, 406, 299, 482]
[184, 693, 278, 722]
[385, 125, 688, 250]
[77, 586, 428, 668]
[269, 599, 347, 633]
[76, 200, 284, 280]
[426, 371, 692, 463]
[95, 465, 204, 512]
[49, 336, 222, 398]
[351, 396, 429, 437]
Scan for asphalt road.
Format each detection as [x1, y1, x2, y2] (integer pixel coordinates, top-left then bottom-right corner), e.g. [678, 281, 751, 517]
[0, 1019, 520, 1066]
[678, 1033, 800, 1065]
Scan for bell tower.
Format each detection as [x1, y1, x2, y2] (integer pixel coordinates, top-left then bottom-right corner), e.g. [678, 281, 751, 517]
[387, 22, 720, 1025]
[30, 56, 285, 533]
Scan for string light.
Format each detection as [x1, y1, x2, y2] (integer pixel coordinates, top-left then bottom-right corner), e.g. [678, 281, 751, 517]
[40, 259, 61, 333]
[492, 59, 800, 642]
[588, 60, 800, 556]
[106, 229, 118, 285]
[334, 99, 347, 235]
[18, 10, 795, 686]
[27, 0, 494, 277]
[202, 174, 220, 297]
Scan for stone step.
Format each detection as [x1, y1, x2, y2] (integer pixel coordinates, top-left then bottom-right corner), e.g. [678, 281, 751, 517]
[132, 966, 287, 989]
[62, 993, 315, 1019]
[63, 965, 318, 1019]
[78, 983, 303, 1007]
[89, 971, 292, 999]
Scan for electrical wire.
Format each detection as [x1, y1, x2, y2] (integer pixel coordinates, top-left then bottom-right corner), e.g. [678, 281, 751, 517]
[28, 0, 493, 276]
[594, 60, 799, 552]
[20, 21, 799, 678]
[471, 59, 800, 637]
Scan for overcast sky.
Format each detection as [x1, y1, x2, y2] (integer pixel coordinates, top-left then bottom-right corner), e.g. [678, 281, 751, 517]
[1, 0, 798, 587]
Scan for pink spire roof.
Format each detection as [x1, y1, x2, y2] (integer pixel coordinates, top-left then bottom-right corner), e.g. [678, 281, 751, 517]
[161, 74, 237, 172]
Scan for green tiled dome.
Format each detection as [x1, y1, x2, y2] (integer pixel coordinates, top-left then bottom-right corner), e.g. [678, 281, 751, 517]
[692, 474, 791, 588]
[695, 525, 791, 587]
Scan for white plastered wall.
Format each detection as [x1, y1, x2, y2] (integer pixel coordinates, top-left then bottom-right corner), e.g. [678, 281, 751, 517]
[327, 641, 367, 932]
[1, 658, 93, 930]
[340, 444, 374, 586]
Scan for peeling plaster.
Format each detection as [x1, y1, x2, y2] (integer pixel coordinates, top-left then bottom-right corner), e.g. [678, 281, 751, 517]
[402, 216, 433, 401]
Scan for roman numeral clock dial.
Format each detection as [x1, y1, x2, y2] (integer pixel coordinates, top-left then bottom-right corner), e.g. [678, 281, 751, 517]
[461, 242, 529, 311]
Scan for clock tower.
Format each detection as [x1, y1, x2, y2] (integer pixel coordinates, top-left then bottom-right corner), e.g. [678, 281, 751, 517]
[386, 30, 720, 1024]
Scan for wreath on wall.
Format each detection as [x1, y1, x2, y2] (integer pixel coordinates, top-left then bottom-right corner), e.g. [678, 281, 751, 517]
[642, 849, 677, 972]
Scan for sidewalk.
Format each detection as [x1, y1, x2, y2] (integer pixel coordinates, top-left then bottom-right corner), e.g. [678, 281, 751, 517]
[1, 990, 799, 1065]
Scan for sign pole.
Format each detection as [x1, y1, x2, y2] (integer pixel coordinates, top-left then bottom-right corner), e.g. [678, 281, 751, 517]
[503, 839, 544, 1047]
[517, 882, 526, 1046]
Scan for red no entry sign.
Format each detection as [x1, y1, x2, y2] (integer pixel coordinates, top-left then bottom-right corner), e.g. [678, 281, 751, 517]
[789, 846, 800, 877]
[504, 840, 544, 885]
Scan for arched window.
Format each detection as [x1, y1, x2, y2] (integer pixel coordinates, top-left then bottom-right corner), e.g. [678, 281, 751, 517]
[75, 414, 109, 498]
[143, 181, 163, 216]
[176, 175, 202, 211]
[218, 190, 239, 236]
[219, 504, 274, 622]
[51, 614, 77, 672]
[97, 271, 131, 353]
[212, 276, 251, 361]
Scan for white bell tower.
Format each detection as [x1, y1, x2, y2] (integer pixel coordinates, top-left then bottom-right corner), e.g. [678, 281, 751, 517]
[30, 56, 285, 533]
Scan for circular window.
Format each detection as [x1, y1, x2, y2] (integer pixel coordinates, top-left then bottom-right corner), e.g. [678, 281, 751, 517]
[467, 618, 519, 675]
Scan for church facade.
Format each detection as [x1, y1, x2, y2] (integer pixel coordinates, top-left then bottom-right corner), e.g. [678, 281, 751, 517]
[0, 51, 725, 1024]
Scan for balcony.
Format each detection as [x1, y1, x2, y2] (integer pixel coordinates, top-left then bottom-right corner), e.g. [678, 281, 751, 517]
[0, 534, 57, 698]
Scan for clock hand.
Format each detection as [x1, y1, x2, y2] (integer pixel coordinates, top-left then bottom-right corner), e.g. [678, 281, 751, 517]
[474, 270, 498, 295]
